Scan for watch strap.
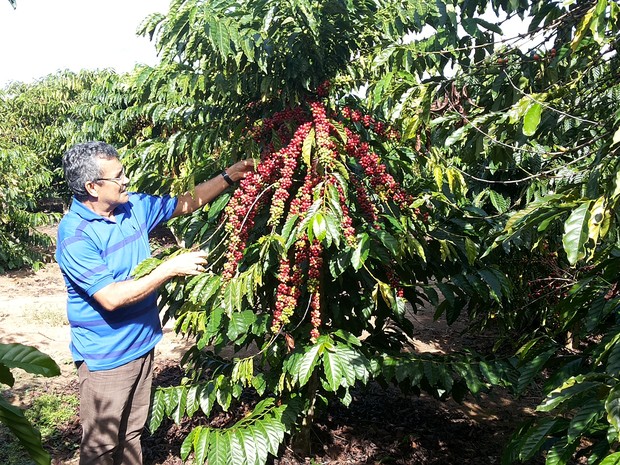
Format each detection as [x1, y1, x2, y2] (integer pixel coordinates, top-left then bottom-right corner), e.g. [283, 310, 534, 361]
[221, 171, 235, 186]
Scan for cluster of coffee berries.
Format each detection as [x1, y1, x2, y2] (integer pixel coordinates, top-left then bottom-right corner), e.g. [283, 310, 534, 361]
[251, 107, 309, 146]
[316, 80, 330, 98]
[271, 258, 302, 333]
[386, 267, 405, 298]
[345, 129, 412, 210]
[289, 171, 318, 216]
[350, 175, 380, 228]
[271, 236, 309, 334]
[220, 98, 417, 343]
[268, 122, 312, 226]
[341, 106, 400, 140]
[222, 171, 266, 281]
[308, 240, 323, 343]
[527, 277, 567, 306]
[331, 181, 357, 246]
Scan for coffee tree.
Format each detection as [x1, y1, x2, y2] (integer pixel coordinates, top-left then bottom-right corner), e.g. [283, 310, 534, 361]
[374, 0, 619, 462]
[111, 0, 524, 463]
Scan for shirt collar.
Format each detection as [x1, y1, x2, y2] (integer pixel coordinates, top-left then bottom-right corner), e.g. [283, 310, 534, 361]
[69, 197, 128, 223]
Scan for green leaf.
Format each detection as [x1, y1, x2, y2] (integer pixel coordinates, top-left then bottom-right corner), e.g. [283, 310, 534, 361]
[292, 343, 323, 387]
[0, 343, 60, 377]
[311, 212, 327, 242]
[613, 126, 620, 147]
[215, 377, 233, 411]
[259, 417, 285, 455]
[181, 428, 196, 461]
[148, 389, 166, 432]
[568, 398, 604, 441]
[517, 348, 555, 395]
[227, 310, 257, 341]
[323, 213, 341, 248]
[207, 192, 231, 220]
[562, 202, 591, 265]
[194, 426, 210, 465]
[204, 307, 225, 346]
[445, 124, 469, 147]
[329, 248, 353, 278]
[545, 436, 578, 465]
[373, 229, 400, 257]
[302, 127, 314, 167]
[333, 330, 362, 347]
[249, 425, 270, 465]
[0, 396, 50, 465]
[198, 383, 216, 417]
[208, 18, 232, 57]
[607, 338, 620, 376]
[601, 452, 620, 465]
[537, 378, 599, 412]
[208, 430, 231, 465]
[489, 190, 509, 214]
[479, 269, 504, 301]
[407, 235, 426, 261]
[0, 363, 15, 387]
[186, 385, 201, 417]
[351, 233, 369, 271]
[522, 102, 542, 136]
[323, 346, 345, 391]
[606, 384, 620, 439]
[571, 4, 596, 51]
[201, 274, 222, 301]
[132, 257, 162, 278]
[238, 427, 257, 464]
[379, 281, 396, 309]
[433, 165, 443, 190]
[464, 237, 478, 265]
[229, 429, 246, 465]
[281, 214, 299, 244]
[474, 17, 503, 34]
[254, 423, 275, 457]
[171, 386, 187, 424]
[190, 274, 222, 304]
[519, 417, 560, 461]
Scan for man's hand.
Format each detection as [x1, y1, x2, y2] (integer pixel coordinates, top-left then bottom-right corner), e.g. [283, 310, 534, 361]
[225, 158, 256, 183]
[160, 250, 208, 277]
[93, 250, 209, 311]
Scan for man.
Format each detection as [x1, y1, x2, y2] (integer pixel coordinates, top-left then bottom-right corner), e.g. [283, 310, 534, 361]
[55, 141, 254, 465]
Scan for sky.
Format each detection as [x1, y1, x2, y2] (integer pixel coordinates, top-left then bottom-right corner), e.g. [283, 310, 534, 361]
[0, 0, 171, 87]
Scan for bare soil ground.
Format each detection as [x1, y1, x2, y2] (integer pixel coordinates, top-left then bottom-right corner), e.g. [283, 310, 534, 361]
[0, 228, 544, 465]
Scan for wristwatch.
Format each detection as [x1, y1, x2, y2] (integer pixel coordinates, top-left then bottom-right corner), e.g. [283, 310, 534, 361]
[221, 170, 235, 186]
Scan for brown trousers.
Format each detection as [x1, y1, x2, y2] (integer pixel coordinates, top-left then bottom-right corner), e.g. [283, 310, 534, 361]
[77, 350, 154, 465]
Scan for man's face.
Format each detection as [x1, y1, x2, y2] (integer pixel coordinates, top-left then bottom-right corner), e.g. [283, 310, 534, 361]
[93, 157, 130, 207]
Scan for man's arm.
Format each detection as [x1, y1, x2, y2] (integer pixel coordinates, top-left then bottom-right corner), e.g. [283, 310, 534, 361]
[172, 159, 255, 217]
[92, 251, 207, 311]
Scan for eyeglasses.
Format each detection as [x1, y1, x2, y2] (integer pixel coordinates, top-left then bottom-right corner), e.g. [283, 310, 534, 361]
[96, 169, 128, 185]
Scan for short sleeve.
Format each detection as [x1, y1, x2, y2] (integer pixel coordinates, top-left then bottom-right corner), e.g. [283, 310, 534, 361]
[128, 193, 179, 234]
[56, 235, 116, 296]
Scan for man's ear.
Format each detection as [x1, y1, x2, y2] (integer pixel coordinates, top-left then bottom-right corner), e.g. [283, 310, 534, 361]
[84, 181, 99, 199]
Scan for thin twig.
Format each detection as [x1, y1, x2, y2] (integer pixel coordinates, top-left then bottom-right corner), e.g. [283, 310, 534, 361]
[503, 72, 600, 126]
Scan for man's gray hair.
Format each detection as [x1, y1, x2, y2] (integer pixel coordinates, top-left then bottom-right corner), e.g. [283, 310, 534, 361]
[63, 141, 119, 200]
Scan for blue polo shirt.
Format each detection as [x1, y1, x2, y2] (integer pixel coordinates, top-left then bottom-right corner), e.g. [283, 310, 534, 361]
[55, 192, 178, 371]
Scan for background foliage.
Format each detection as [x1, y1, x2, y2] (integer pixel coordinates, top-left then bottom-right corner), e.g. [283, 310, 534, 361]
[1, 0, 619, 464]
